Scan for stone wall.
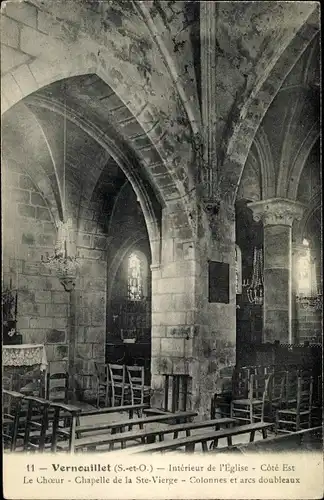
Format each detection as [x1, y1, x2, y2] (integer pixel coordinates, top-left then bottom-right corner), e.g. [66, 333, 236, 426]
[150, 201, 197, 411]
[2, 160, 70, 374]
[193, 203, 236, 419]
[293, 306, 322, 344]
[2, 159, 109, 392]
[149, 199, 237, 419]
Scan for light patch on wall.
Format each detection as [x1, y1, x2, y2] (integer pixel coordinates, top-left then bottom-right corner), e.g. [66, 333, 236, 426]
[296, 239, 312, 296]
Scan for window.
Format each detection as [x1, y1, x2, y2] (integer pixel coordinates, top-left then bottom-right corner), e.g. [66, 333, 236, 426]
[296, 240, 312, 296]
[127, 253, 144, 301]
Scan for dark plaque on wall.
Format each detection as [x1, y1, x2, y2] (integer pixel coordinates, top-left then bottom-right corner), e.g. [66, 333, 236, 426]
[208, 261, 229, 303]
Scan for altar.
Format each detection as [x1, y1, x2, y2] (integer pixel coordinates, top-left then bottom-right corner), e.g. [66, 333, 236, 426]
[2, 344, 48, 396]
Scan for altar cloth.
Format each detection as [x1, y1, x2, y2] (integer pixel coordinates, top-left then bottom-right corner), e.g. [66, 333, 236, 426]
[2, 344, 48, 371]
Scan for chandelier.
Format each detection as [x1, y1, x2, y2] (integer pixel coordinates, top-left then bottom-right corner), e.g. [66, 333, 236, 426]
[244, 247, 264, 305]
[41, 92, 79, 291]
[41, 220, 78, 280]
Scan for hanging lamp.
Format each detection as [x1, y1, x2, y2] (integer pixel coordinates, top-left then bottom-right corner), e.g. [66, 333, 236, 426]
[41, 90, 79, 290]
[246, 247, 264, 305]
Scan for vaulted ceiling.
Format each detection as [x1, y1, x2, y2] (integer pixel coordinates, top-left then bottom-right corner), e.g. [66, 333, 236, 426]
[238, 33, 320, 205]
[1, 1, 320, 233]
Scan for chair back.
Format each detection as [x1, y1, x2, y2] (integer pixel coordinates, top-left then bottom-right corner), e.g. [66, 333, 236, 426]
[22, 396, 51, 452]
[254, 365, 268, 376]
[297, 372, 313, 411]
[284, 367, 299, 405]
[249, 372, 272, 402]
[19, 367, 45, 398]
[232, 366, 252, 398]
[94, 362, 107, 382]
[2, 390, 25, 451]
[126, 365, 145, 405]
[108, 363, 125, 383]
[107, 363, 126, 406]
[269, 370, 287, 403]
[46, 372, 69, 403]
[3, 375, 14, 413]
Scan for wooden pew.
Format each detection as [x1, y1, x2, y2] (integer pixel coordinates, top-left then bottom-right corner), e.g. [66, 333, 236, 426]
[16, 403, 149, 442]
[213, 426, 323, 454]
[77, 403, 149, 419]
[11, 403, 150, 427]
[58, 417, 235, 452]
[125, 421, 274, 454]
[57, 411, 198, 451]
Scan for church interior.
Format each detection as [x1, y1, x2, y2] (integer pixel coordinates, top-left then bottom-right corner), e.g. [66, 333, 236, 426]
[1, 1, 322, 454]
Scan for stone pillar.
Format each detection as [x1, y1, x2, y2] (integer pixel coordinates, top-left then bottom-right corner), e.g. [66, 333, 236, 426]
[59, 276, 77, 403]
[198, 201, 237, 414]
[150, 202, 198, 412]
[248, 199, 304, 343]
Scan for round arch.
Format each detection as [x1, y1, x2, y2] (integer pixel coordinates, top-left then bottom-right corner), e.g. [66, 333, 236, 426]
[1, 5, 196, 207]
[25, 92, 162, 266]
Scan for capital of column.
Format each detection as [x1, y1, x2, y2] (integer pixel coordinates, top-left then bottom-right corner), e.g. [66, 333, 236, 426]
[247, 198, 305, 227]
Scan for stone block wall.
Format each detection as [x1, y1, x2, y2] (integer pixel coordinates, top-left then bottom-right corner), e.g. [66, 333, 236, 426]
[293, 306, 322, 344]
[2, 160, 109, 394]
[2, 161, 70, 375]
[150, 201, 237, 419]
[195, 203, 236, 419]
[150, 202, 197, 410]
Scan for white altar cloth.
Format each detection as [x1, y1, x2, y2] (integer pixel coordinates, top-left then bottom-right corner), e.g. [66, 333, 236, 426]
[2, 344, 48, 371]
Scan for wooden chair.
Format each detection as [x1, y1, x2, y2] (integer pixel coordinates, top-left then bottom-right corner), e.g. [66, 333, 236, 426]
[2, 390, 25, 451]
[126, 366, 151, 407]
[231, 372, 273, 424]
[210, 391, 232, 419]
[19, 367, 45, 398]
[276, 372, 314, 433]
[107, 363, 127, 407]
[311, 374, 322, 426]
[232, 366, 253, 399]
[268, 370, 288, 420]
[20, 396, 51, 452]
[94, 362, 109, 408]
[46, 372, 69, 403]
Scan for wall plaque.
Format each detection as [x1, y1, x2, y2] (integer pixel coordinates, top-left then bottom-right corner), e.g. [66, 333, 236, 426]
[208, 261, 229, 303]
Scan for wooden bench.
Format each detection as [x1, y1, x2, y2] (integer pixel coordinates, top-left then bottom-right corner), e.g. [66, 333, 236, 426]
[125, 421, 274, 454]
[58, 417, 235, 452]
[76, 403, 149, 419]
[57, 411, 198, 451]
[142, 408, 171, 416]
[215, 426, 322, 454]
[21, 403, 149, 439]
[13, 403, 150, 427]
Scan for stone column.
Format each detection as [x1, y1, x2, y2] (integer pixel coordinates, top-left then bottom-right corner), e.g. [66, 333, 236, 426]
[59, 276, 77, 403]
[248, 199, 304, 343]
